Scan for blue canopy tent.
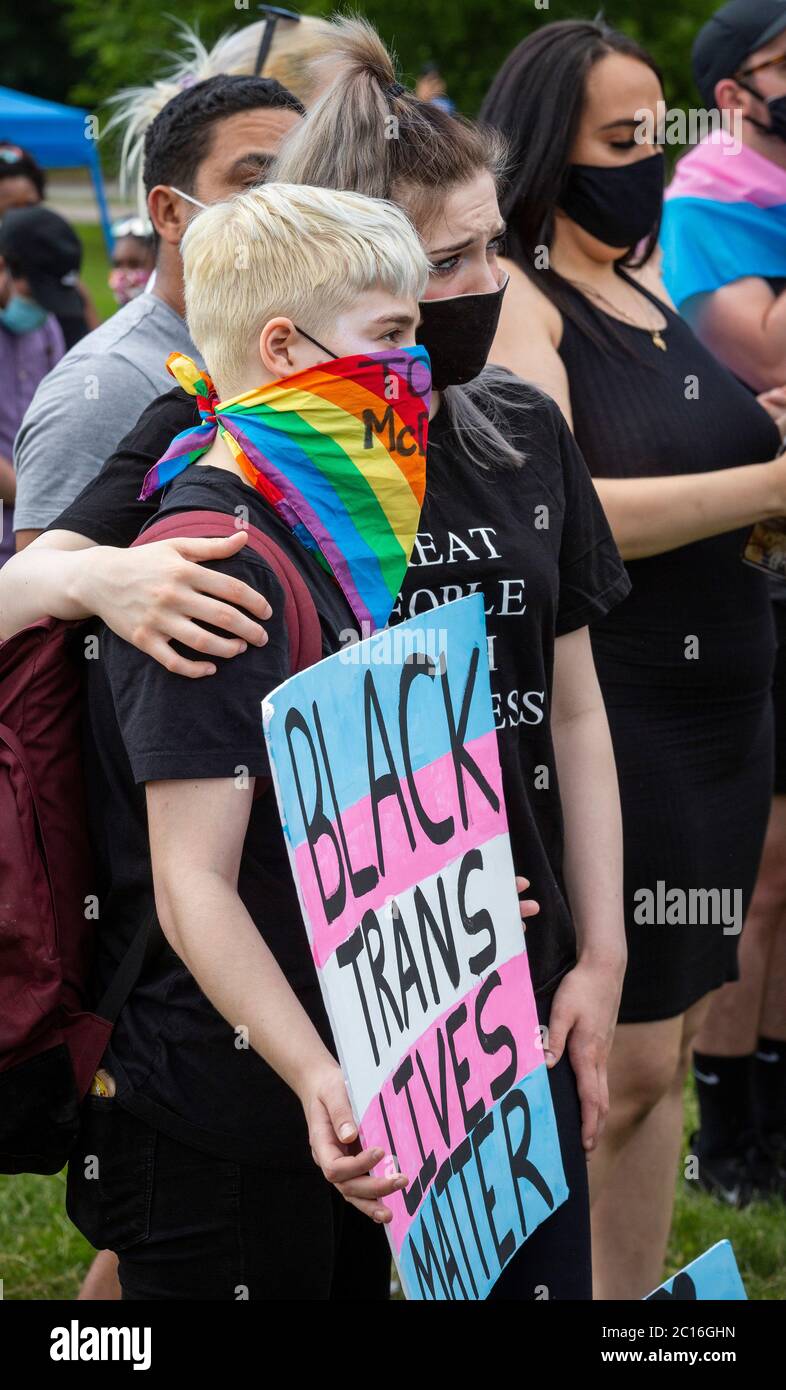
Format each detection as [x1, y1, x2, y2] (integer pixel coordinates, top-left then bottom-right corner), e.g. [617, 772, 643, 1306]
[0, 85, 113, 254]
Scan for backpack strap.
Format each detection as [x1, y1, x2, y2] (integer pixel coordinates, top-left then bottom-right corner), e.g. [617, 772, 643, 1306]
[95, 509, 324, 1030]
[93, 908, 161, 1025]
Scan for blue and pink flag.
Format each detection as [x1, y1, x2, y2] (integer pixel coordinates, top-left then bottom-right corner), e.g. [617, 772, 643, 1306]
[661, 129, 786, 309]
[262, 594, 568, 1300]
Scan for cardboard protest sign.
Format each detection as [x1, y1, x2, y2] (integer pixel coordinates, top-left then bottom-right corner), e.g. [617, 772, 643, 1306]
[262, 594, 568, 1299]
[645, 1241, 747, 1301]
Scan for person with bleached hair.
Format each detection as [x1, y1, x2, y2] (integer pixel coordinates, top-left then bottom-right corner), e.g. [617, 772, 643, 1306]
[66, 181, 437, 1301]
[106, 11, 338, 218]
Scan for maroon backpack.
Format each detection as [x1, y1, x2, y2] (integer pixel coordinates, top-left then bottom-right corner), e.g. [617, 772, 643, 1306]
[0, 511, 321, 1174]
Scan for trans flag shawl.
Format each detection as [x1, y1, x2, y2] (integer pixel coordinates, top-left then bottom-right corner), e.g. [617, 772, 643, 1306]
[661, 129, 786, 310]
[139, 347, 432, 633]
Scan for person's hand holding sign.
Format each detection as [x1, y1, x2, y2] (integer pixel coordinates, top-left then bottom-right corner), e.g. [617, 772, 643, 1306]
[516, 876, 540, 929]
[306, 876, 540, 1223]
[301, 1061, 409, 1222]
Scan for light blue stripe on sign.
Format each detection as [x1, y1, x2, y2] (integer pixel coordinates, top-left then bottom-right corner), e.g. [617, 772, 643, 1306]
[396, 1061, 568, 1301]
[262, 594, 495, 848]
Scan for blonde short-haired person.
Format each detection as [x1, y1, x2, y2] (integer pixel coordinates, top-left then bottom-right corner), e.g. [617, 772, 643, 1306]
[66, 183, 437, 1301]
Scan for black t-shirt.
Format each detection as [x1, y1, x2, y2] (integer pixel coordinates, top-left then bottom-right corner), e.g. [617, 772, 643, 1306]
[59, 378, 630, 1158]
[83, 465, 355, 1166]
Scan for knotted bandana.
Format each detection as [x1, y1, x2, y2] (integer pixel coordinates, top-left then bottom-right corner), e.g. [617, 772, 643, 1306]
[140, 347, 431, 632]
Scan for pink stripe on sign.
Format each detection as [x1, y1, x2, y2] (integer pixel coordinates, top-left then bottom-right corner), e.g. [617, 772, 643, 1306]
[359, 950, 543, 1254]
[296, 730, 506, 968]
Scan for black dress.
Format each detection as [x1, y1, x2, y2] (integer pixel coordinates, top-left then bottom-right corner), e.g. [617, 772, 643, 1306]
[558, 270, 779, 1022]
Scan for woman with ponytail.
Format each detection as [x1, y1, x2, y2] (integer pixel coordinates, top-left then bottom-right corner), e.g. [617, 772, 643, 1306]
[1, 17, 630, 1300]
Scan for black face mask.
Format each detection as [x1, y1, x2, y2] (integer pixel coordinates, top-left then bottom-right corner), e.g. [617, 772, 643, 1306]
[558, 154, 665, 250]
[416, 274, 509, 390]
[740, 83, 786, 143]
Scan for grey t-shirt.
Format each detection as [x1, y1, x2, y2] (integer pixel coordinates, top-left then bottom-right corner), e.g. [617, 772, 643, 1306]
[13, 292, 201, 533]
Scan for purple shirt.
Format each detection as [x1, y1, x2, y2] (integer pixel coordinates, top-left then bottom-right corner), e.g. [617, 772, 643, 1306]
[0, 314, 64, 565]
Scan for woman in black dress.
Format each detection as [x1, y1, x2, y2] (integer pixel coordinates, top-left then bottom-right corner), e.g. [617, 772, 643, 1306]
[481, 19, 786, 1297]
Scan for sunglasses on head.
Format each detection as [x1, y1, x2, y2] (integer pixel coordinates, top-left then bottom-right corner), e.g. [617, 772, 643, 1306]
[111, 215, 153, 240]
[253, 4, 301, 78]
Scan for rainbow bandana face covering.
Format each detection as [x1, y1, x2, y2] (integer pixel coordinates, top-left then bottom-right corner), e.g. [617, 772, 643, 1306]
[140, 345, 432, 633]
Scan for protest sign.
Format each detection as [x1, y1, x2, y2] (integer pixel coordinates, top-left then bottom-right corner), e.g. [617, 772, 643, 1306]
[262, 594, 568, 1299]
[645, 1241, 747, 1300]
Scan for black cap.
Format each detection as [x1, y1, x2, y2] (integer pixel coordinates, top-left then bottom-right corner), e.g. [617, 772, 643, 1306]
[0, 205, 83, 317]
[693, 0, 786, 105]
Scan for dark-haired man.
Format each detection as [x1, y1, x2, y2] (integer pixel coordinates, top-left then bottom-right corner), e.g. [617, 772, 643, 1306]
[13, 75, 303, 547]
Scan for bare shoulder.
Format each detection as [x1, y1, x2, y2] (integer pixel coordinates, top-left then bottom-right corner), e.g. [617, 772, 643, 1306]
[499, 255, 563, 345]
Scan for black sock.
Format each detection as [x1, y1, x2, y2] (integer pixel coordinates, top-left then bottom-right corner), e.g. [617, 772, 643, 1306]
[752, 1036, 786, 1140]
[693, 1052, 755, 1157]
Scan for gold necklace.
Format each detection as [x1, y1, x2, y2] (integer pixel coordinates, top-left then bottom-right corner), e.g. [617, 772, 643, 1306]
[572, 279, 668, 352]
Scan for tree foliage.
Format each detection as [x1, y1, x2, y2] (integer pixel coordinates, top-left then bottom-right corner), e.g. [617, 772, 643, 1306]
[29, 1, 723, 119]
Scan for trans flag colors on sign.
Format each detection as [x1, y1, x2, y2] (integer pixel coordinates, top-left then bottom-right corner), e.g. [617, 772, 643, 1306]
[645, 1240, 747, 1301]
[262, 595, 568, 1299]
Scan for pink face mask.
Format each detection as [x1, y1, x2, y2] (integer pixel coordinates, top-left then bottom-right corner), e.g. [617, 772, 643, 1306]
[108, 267, 151, 306]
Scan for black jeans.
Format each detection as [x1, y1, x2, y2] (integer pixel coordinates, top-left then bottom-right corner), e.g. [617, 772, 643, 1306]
[66, 999, 591, 1300]
[66, 1099, 391, 1301]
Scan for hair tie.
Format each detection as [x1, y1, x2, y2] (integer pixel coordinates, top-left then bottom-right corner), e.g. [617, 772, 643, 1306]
[386, 81, 405, 98]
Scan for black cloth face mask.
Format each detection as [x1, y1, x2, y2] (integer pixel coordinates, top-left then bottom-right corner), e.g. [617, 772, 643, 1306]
[739, 83, 786, 142]
[558, 154, 665, 249]
[416, 273, 509, 390]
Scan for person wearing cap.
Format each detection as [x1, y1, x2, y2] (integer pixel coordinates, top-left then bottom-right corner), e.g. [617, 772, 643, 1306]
[662, 0, 786, 370]
[661, 0, 786, 1209]
[0, 207, 66, 567]
[0, 204, 88, 352]
[0, 144, 99, 339]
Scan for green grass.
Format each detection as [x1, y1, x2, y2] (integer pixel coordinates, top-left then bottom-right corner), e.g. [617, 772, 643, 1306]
[1, 1083, 784, 1300]
[74, 221, 117, 325]
[0, 1169, 93, 1301]
[667, 1085, 786, 1301]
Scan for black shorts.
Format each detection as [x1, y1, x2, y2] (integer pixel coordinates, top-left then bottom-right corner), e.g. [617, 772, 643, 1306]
[65, 996, 591, 1300]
